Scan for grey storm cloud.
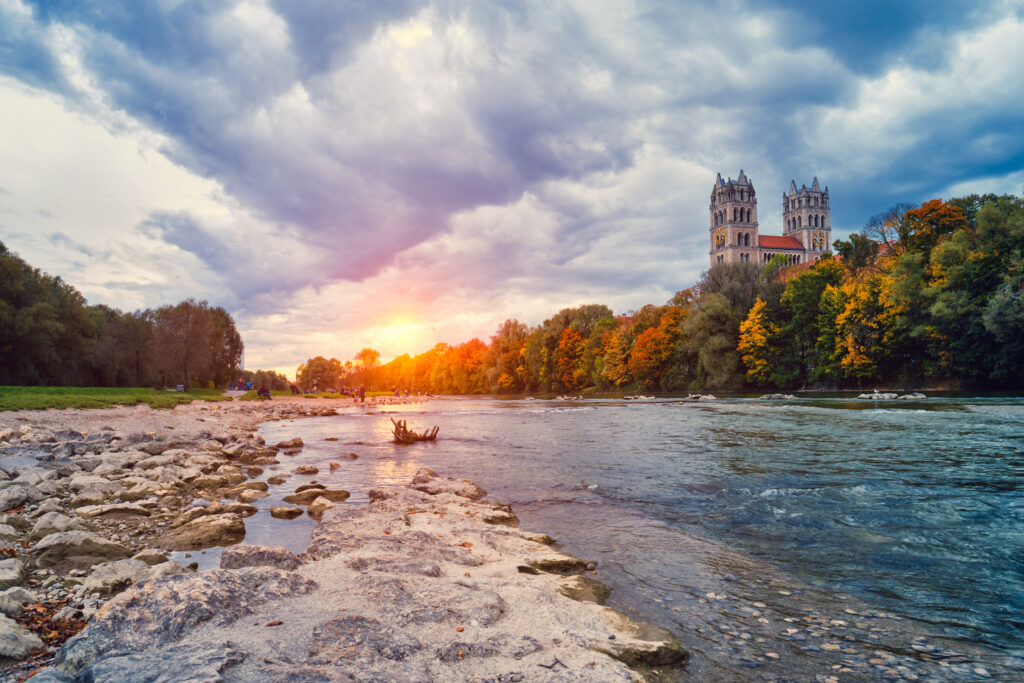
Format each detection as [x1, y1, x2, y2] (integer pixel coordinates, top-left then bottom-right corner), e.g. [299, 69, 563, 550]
[17, 2, 642, 257]
[2, 0, 1023, 314]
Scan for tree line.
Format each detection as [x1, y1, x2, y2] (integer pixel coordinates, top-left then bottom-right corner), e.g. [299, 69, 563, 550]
[0, 241, 244, 388]
[297, 192, 1023, 394]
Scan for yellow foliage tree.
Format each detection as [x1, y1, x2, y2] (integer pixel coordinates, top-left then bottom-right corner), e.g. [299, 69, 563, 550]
[738, 298, 772, 385]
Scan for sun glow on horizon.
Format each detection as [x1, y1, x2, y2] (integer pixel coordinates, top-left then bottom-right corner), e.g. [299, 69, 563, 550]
[371, 316, 429, 359]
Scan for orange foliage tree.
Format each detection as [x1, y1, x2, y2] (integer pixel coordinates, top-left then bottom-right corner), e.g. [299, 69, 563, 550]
[554, 328, 587, 390]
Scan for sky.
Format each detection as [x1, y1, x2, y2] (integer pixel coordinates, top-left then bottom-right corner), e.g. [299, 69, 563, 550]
[1, 0, 1023, 377]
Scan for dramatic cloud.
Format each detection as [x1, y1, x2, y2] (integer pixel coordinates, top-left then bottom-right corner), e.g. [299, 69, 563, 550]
[1, 0, 1022, 373]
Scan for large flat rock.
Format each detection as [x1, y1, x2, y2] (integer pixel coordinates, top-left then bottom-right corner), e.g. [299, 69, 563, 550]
[33, 474, 686, 682]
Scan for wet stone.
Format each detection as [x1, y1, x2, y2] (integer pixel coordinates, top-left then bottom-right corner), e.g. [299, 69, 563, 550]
[269, 506, 303, 520]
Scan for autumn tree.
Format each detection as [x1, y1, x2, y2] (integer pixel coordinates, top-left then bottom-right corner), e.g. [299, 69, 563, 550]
[554, 328, 586, 390]
[738, 298, 772, 385]
[898, 199, 968, 254]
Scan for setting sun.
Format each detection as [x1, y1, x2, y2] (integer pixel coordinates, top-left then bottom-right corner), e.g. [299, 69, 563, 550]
[373, 317, 424, 357]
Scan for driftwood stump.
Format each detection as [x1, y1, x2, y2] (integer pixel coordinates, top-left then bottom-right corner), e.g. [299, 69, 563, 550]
[391, 418, 439, 444]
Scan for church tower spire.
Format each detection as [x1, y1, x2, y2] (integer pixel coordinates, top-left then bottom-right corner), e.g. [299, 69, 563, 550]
[782, 176, 831, 254]
[709, 171, 759, 266]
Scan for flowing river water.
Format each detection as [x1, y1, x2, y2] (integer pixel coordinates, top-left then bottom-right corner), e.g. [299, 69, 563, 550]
[190, 396, 1024, 680]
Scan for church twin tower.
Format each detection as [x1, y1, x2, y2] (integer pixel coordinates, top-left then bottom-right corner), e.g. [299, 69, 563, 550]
[709, 171, 831, 267]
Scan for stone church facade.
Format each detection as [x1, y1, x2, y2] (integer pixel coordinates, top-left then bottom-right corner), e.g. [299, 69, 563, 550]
[709, 170, 831, 267]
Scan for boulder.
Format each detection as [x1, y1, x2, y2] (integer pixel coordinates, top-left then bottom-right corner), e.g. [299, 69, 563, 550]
[275, 438, 303, 449]
[135, 441, 171, 456]
[0, 586, 35, 617]
[294, 465, 318, 475]
[156, 513, 246, 551]
[81, 559, 155, 597]
[308, 496, 334, 520]
[219, 545, 302, 571]
[65, 644, 245, 683]
[269, 506, 303, 520]
[222, 502, 257, 517]
[0, 613, 43, 659]
[131, 548, 170, 566]
[282, 489, 325, 505]
[74, 502, 151, 519]
[410, 470, 487, 501]
[53, 569, 317, 673]
[0, 524, 19, 543]
[32, 531, 132, 570]
[0, 485, 44, 512]
[33, 498, 63, 515]
[169, 505, 215, 528]
[134, 454, 180, 470]
[223, 481, 268, 499]
[67, 474, 119, 494]
[0, 514, 30, 532]
[0, 559, 26, 590]
[35, 480, 63, 496]
[237, 489, 267, 503]
[190, 474, 228, 489]
[120, 481, 165, 501]
[30, 512, 83, 540]
[13, 468, 56, 486]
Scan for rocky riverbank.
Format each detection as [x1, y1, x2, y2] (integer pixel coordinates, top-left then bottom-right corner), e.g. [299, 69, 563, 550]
[0, 399, 687, 681]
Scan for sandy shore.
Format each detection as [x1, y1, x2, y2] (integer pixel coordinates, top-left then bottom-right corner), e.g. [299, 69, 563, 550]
[0, 398, 687, 681]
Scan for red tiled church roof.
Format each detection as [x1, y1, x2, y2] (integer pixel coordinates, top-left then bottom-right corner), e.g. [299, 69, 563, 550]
[758, 235, 804, 249]
[778, 253, 840, 281]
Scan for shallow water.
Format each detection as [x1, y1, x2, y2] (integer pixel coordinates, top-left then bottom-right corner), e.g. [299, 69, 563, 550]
[238, 396, 1024, 677]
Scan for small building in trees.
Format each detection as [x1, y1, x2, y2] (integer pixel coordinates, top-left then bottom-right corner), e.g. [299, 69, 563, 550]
[709, 171, 832, 267]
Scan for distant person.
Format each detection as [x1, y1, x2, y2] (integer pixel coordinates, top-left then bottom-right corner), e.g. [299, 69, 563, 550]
[257, 385, 270, 399]
[289, 384, 300, 395]
[358, 385, 366, 403]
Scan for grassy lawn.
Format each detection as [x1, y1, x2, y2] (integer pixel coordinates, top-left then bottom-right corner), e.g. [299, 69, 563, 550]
[0, 386, 234, 411]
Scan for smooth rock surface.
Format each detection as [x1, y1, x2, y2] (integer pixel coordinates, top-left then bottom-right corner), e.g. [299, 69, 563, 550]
[33, 531, 132, 569]
[219, 545, 302, 571]
[156, 513, 246, 551]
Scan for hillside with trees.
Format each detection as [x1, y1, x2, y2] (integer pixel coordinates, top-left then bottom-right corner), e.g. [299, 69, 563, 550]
[300, 193, 1023, 394]
[0, 241, 244, 389]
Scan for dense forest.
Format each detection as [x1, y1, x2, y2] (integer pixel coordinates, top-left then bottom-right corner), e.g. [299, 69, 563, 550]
[299, 193, 1024, 394]
[0, 241, 244, 388]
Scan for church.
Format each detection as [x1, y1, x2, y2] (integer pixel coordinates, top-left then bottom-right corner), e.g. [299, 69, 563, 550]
[709, 170, 831, 267]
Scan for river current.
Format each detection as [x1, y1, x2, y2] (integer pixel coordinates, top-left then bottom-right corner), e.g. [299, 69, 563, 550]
[239, 396, 1023, 679]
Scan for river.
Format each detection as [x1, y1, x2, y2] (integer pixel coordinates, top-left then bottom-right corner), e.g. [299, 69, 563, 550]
[232, 395, 1024, 680]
